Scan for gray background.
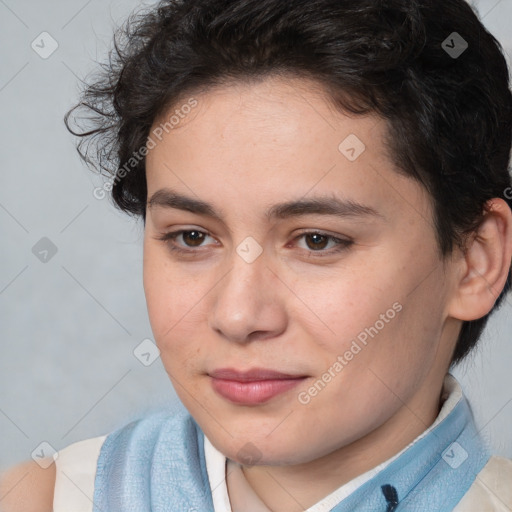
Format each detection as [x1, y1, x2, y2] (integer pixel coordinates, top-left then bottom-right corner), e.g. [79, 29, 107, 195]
[0, 0, 511, 470]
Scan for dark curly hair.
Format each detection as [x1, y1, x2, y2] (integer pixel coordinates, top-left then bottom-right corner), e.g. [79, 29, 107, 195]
[65, 0, 512, 365]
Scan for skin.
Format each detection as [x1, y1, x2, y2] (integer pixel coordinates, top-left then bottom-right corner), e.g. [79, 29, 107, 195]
[142, 75, 512, 510]
[1, 74, 510, 512]
[0, 459, 55, 512]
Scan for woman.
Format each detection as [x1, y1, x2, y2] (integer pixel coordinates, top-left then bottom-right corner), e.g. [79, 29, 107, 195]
[1, 0, 511, 510]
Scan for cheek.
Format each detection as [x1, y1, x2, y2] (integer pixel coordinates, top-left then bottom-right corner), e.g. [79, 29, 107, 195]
[292, 251, 445, 382]
[143, 244, 171, 337]
[287, 266, 399, 354]
[143, 241, 212, 364]
[328, 274, 447, 410]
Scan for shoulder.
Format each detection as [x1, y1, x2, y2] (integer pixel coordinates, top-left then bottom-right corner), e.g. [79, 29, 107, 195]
[93, 408, 204, 511]
[0, 434, 107, 512]
[0, 408, 197, 512]
[0, 457, 56, 512]
[52, 435, 107, 512]
[453, 456, 512, 511]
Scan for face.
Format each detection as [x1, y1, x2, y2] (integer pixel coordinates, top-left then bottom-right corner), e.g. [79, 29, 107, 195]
[143, 75, 459, 466]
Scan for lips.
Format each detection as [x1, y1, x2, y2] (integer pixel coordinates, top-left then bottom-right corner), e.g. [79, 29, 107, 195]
[209, 367, 308, 404]
[209, 367, 305, 381]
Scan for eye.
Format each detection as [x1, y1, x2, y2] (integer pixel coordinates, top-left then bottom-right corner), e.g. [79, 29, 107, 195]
[292, 231, 353, 257]
[155, 228, 353, 258]
[155, 229, 215, 254]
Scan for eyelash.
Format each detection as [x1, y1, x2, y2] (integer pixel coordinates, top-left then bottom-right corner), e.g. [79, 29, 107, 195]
[155, 229, 353, 258]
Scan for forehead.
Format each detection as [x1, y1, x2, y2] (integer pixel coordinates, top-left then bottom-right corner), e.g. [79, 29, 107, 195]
[152, 75, 380, 152]
[145, 75, 432, 225]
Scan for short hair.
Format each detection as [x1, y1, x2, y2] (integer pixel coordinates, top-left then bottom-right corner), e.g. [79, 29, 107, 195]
[65, 0, 512, 365]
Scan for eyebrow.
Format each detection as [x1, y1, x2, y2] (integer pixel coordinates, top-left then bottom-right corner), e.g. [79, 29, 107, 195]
[147, 188, 383, 222]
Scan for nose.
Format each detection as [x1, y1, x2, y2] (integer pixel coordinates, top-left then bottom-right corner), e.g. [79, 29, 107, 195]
[208, 247, 288, 344]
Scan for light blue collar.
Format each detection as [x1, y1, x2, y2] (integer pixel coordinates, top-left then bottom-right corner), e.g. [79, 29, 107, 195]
[92, 378, 489, 512]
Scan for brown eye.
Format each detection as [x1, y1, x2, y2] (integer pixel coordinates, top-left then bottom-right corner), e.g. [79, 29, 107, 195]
[155, 229, 214, 254]
[181, 230, 206, 247]
[304, 233, 329, 251]
[294, 231, 354, 257]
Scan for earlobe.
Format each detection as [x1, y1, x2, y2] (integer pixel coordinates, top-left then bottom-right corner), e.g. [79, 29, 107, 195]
[448, 198, 512, 322]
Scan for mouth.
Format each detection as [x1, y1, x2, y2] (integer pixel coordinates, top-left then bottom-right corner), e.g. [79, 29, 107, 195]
[208, 367, 308, 405]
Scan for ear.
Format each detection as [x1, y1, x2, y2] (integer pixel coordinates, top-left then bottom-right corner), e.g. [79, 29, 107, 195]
[447, 198, 512, 321]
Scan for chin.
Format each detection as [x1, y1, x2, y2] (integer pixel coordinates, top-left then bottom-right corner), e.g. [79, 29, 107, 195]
[207, 428, 319, 466]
